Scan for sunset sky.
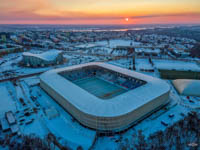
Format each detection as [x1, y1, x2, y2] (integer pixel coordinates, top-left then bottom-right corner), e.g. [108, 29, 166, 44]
[0, 0, 200, 24]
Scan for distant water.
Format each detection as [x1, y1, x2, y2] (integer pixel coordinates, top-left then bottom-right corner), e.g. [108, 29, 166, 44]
[0, 24, 180, 32]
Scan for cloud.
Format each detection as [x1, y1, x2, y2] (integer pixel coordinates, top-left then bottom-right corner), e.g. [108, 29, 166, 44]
[1, 9, 200, 22]
[0, 0, 200, 24]
[130, 12, 200, 19]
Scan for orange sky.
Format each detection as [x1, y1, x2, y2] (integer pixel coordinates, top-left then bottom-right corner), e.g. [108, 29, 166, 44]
[0, 0, 200, 24]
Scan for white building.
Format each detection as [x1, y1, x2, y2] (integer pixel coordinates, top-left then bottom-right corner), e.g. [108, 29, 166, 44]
[22, 49, 64, 67]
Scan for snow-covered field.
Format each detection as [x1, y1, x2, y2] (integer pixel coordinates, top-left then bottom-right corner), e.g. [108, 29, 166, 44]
[0, 82, 16, 117]
[135, 58, 154, 70]
[31, 86, 96, 149]
[92, 39, 140, 48]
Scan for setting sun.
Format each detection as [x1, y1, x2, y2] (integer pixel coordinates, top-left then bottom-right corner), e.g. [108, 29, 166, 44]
[125, 18, 129, 22]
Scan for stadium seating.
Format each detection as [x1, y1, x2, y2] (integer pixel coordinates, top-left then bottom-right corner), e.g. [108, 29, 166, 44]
[60, 66, 145, 90]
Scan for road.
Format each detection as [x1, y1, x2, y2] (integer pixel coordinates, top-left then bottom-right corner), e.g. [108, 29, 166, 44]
[0, 71, 44, 83]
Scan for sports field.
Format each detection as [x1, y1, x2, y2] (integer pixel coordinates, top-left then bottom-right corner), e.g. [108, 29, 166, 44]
[73, 77, 127, 99]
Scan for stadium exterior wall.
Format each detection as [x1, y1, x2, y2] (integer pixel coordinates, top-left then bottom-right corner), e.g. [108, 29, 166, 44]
[40, 78, 170, 132]
[22, 51, 64, 67]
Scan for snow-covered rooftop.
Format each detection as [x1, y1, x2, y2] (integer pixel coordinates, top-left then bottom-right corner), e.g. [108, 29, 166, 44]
[94, 39, 140, 48]
[40, 62, 170, 117]
[23, 50, 62, 61]
[0, 84, 16, 118]
[172, 79, 200, 96]
[153, 60, 200, 72]
[135, 48, 160, 54]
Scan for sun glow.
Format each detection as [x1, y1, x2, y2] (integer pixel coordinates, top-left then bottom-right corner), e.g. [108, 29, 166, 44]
[0, 0, 200, 24]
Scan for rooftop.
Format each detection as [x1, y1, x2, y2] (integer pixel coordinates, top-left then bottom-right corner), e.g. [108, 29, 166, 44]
[154, 60, 200, 72]
[23, 49, 62, 61]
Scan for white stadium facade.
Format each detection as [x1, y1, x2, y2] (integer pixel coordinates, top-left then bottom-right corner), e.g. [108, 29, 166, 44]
[40, 62, 170, 132]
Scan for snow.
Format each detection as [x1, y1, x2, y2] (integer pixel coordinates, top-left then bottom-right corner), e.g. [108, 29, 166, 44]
[108, 60, 130, 69]
[75, 43, 98, 49]
[0, 118, 9, 131]
[45, 117, 95, 149]
[0, 83, 16, 117]
[31, 86, 96, 149]
[10, 124, 19, 134]
[23, 76, 40, 87]
[5, 111, 16, 124]
[135, 58, 154, 70]
[22, 118, 48, 138]
[135, 48, 160, 54]
[45, 107, 59, 119]
[94, 39, 140, 48]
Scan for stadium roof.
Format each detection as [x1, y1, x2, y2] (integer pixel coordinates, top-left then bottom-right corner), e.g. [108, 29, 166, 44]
[40, 62, 170, 117]
[173, 79, 200, 96]
[23, 49, 62, 61]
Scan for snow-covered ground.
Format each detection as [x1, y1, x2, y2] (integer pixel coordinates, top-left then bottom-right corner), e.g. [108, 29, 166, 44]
[0, 44, 200, 149]
[93, 89, 191, 150]
[135, 58, 154, 70]
[1, 62, 199, 149]
[0, 82, 16, 117]
[30, 85, 96, 149]
[95, 39, 140, 48]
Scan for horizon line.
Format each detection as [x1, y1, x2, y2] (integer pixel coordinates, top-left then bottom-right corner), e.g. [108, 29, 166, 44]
[0, 23, 200, 26]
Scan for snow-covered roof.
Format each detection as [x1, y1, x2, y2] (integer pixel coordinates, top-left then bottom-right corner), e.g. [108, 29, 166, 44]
[153, 60, 200, 72]
[95, 40, 140, 48]
[23, 50, 62, 61]
[40, 62, 170, 117]
[75, 44, 99, 48]
[172, 79, 200, 96]
[135, 48, 160, 54]
[0, 118, 9, 131]
[5, 111, 16, 124]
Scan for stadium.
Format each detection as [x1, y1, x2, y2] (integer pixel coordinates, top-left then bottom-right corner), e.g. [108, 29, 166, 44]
[22, 50, 64, 67]
[40, 62, 170, 132]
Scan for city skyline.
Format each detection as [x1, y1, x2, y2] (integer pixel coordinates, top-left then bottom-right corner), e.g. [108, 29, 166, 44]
[0, 0, 200, 24]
